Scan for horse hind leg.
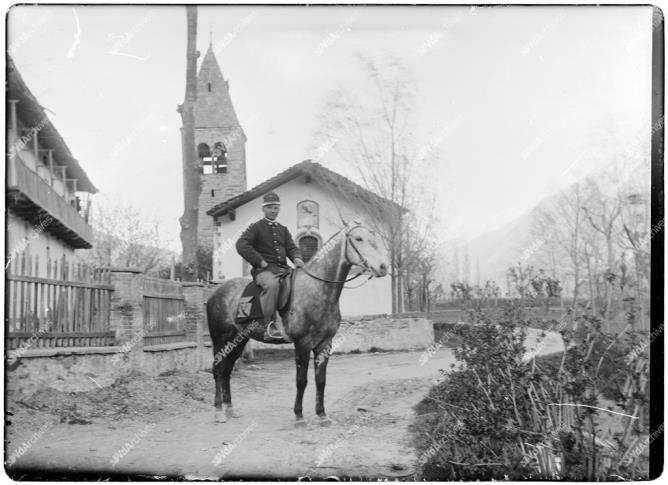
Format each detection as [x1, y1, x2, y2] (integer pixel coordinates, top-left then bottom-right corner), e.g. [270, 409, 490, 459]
[293, 344, 310, 427]
[313, 343, 332, 427]
[213, 356, 227, 423]
[213, 334, 248, 423]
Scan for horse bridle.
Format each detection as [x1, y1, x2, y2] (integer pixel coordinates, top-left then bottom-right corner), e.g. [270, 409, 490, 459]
[298, 223, 376, 285]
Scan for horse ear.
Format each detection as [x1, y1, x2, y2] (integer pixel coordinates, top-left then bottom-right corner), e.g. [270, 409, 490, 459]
[335, 205, 348, 226]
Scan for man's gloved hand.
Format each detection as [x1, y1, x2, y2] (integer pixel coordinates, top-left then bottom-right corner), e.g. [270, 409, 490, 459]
[294, 258, 305, 268]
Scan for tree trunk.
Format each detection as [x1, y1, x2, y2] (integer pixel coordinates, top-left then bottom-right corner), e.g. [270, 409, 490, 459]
[405, 264, 412, 311]
[178, 6, 200, 281]
[605, 234, 614, 329]
[390, 238, 398, 313]
[585, 249, 596, 315]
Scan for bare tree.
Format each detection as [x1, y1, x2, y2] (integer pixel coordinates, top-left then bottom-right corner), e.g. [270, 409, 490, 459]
[76, 202, 171, 273]
[581, 178, 623, 325]
[532, 151, 650, 330]
[615, 163, 651, 330]
[404, 214, 441, 311]
[314, 54, 441, 312]
[531, 182, 590, 311]
[177, 6, 200, 281]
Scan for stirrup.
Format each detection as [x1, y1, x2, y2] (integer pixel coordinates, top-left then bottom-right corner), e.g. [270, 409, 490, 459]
[264, 321, 284, 340]
[264, 320, 291, 342]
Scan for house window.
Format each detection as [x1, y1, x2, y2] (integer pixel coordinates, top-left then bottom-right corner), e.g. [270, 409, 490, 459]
[208, 82, 212, 92]
[297, 200, 319, 228]
[298, 235, 320, 262]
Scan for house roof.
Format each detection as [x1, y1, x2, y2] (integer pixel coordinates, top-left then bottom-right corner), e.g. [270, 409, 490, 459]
[206, 160, 404, 218]
[7, 57, 97, 193]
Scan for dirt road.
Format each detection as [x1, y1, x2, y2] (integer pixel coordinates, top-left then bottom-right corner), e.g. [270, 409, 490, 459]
[5, 329, 563, 480]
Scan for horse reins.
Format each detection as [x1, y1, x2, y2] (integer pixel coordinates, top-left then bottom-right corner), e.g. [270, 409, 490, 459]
[299, 267, 365, 284]
[298, 225, 376, 287]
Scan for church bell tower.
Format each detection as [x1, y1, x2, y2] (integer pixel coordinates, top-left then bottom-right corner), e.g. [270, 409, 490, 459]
[194, 42, 247, 248]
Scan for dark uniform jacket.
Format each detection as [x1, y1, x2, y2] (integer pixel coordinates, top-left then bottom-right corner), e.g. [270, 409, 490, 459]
[236, 218, 302, 278]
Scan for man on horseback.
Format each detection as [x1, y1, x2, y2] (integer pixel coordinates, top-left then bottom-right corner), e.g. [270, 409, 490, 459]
[236, 191, 305, 340]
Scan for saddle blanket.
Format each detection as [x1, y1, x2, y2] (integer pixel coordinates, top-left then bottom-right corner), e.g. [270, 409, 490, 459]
[234, 282, 264, 325]
[234, 270, 293, 325]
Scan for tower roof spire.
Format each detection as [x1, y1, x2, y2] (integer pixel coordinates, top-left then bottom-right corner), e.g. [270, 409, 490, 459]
[195, 43, 242, 128]
[198, 43, 225, 81]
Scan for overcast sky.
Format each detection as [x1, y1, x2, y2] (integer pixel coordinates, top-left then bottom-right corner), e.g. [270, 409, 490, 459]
[8, 5, 653, 252]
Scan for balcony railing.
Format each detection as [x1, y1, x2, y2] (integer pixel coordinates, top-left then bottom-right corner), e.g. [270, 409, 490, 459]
[6, 152, 94, 248]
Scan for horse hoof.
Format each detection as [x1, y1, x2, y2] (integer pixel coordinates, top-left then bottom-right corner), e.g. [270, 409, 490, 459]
[295, 418, 307, 428]
[319, 416, 332, 427]
[215, 410, 227, 423]
[225, 406, 241, 419]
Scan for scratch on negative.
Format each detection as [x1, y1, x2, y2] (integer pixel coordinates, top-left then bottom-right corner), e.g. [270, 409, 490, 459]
[547, 403, 638, 419]
[67, 8, 81, 59]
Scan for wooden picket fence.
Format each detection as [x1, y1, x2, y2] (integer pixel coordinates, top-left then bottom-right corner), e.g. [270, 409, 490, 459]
[143, 277, 187, 346]
[6, 253, 115, 349]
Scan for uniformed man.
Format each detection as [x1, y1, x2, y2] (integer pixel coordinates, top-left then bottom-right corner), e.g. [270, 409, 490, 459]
[236, 191, 304, 340]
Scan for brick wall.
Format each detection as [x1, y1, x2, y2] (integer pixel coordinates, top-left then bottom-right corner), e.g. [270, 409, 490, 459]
[182, 282, 208, 345]
[109, 268, 144, 345]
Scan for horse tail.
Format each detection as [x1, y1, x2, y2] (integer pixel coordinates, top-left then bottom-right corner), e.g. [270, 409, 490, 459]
[206, 278, 249, 341]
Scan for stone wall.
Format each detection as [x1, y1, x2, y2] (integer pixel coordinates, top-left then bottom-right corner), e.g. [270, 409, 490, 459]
[6, 344, 217, 397]
[248, 316, 435, 354]
[7, 347, 124, 396]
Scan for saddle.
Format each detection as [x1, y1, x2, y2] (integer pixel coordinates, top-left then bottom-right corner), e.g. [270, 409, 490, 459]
[234, 269, 294, 325]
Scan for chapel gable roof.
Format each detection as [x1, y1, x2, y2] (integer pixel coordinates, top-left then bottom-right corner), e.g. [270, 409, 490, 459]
[206, 160, 403, 219]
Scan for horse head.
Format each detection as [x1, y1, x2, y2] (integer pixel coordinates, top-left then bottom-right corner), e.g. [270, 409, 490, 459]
[343, 220, 389, 278]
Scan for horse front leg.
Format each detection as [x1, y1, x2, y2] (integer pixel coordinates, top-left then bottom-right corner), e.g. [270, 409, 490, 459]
[293, 344, 310, 427]
[313, 341, 332, 426]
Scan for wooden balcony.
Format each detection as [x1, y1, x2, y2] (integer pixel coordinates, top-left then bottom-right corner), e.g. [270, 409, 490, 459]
[6, 153, 93, 248]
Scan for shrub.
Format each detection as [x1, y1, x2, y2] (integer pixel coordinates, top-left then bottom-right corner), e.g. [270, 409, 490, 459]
[413, 301, 650, 480]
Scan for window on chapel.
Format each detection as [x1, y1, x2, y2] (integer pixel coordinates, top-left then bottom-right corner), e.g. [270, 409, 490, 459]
[297, 200, 319, 228]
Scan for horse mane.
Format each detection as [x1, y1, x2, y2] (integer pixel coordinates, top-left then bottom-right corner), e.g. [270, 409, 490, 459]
[304, 226, 345, 268]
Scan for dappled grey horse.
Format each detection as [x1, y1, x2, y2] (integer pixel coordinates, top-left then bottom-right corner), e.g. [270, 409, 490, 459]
[206, 220, 389, 426]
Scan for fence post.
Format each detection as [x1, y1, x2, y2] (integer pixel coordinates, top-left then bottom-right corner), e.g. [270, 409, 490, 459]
[109, 267, 145, 367]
